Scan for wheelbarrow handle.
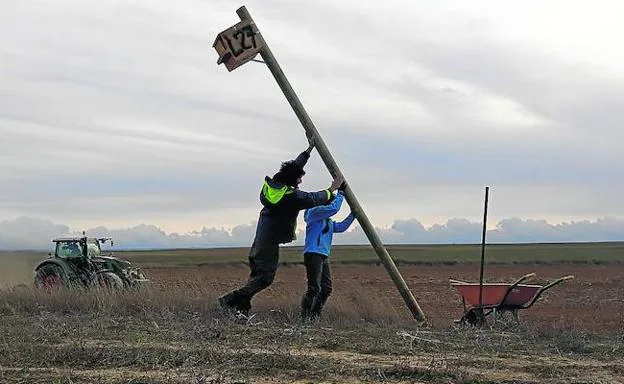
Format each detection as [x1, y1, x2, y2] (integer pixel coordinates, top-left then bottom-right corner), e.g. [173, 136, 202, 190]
[519, 274, 575, 309]
[541, 275, 575, 290]
[512, 273, 537, 286]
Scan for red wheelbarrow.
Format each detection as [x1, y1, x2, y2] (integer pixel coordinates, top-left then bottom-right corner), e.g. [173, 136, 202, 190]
[450, 273, 574, 326]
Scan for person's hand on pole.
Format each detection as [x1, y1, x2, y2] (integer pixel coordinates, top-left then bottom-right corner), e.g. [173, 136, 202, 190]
[328, 175, 345, 192]
[337, 180, 347, 193]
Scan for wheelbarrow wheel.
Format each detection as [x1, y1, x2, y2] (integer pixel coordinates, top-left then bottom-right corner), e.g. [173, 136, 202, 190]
[460, 308, 487, 327]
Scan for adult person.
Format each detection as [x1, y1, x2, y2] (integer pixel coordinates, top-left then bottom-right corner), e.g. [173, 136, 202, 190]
[218, 142, 344, 316]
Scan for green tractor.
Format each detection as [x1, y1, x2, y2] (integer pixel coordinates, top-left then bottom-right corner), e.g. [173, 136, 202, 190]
[34, 235, 148, 292]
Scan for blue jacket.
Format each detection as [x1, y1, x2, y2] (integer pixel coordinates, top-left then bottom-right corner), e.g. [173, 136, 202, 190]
[303, 191, 356, 257]
[255, 151, 333, 244]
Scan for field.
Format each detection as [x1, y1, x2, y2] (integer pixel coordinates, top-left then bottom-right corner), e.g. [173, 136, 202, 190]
[1, 243, 623, 383]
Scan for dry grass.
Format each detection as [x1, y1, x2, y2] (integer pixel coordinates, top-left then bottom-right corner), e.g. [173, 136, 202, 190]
[0, 277, 405, 327]
[1, 280, 623, 384]
[1, 245, 623, 383]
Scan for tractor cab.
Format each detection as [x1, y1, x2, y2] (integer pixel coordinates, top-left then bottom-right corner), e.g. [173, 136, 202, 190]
[51, 236, 113, 259]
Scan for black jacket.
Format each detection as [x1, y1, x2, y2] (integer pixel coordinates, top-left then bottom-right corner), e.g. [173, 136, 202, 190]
[254, 151, 332, 244]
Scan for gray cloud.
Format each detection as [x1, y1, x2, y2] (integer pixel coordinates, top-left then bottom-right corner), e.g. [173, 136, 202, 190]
[1, 216, 622, 250]
[0, 0, 622, 233]
[0, 217, 70, 250]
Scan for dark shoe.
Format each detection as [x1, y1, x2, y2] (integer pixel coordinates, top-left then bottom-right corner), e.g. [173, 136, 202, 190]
[299, 307, 319, 324]
[218, 294, 251, 317]
[311, 310, 322, 318]
[217, 294, 235, 312]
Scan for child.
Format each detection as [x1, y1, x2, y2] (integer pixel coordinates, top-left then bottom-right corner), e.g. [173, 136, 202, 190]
[300, 188, 355, 320]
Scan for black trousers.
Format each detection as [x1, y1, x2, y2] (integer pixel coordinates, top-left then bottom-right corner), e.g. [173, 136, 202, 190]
[221, 240, 279, 314]
[300, 252, 333, 318]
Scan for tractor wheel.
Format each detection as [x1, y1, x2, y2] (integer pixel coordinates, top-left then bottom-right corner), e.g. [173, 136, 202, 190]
[34, 264, 65, 292]
[94, 272, 124, 292]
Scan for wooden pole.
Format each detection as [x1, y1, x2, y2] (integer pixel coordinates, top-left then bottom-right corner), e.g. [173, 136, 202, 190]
[235, 6, 426, 323]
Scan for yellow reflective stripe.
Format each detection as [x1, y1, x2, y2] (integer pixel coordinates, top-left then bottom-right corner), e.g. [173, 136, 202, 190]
[325, 189, 331, 200]
[262, 181, 288, 204]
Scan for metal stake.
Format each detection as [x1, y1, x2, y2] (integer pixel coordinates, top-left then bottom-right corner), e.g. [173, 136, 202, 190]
[478, 186, 490, 314]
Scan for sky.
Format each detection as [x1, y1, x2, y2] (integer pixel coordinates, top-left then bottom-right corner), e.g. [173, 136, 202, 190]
[1, 0, 623, 249]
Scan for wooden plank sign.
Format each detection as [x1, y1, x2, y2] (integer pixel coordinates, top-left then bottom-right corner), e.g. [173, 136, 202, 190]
[213, 20, 265, 71]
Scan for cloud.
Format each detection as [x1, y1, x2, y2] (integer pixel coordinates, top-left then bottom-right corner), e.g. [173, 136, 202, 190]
[1, 216, 622, 250]
[0, 217, 70, 250]
[0, 0, 622, 233]
[488, 217, 624, 243]
[328, 216, 624, 246]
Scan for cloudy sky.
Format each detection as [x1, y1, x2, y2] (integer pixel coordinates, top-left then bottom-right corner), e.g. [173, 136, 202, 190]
[1, 0, 623, 249]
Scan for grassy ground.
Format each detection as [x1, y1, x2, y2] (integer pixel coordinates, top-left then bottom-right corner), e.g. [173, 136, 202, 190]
[1, 287, 622, 384]
[1, 243, 623, 383]
[116, 242, 624, 266]
[2, 242, 621, 288]
[3, 242, 623, 277]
